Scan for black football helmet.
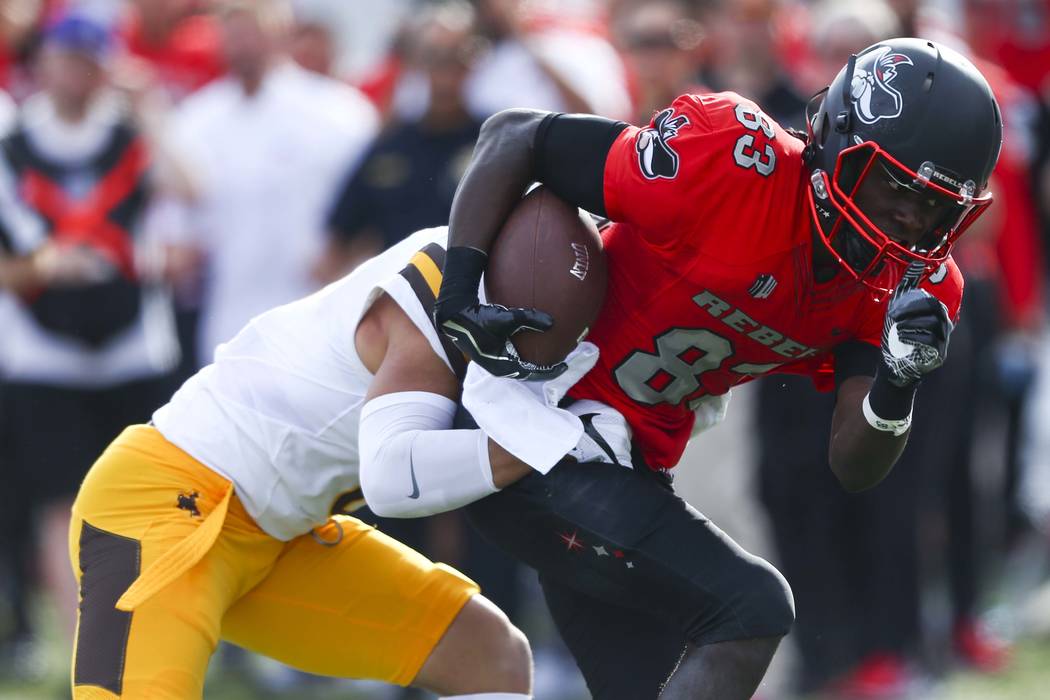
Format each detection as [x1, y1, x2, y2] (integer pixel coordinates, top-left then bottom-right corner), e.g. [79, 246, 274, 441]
[804, 38, 1002, 288]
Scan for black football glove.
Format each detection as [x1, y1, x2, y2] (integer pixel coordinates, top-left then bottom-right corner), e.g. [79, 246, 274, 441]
[879, 262, 954, 388]
[434, 246, 567, 380]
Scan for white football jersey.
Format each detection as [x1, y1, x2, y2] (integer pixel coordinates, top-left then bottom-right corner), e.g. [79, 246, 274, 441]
[153, 227, 460, 540]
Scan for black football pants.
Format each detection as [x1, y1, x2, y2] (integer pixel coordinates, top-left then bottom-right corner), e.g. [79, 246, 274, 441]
[465, 458, 794, 699]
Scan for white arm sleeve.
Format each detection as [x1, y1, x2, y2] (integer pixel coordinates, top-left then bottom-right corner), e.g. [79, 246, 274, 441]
[358, 391, 498, 518]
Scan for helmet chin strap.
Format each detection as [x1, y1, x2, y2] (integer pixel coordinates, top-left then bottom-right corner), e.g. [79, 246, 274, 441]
[839, 224, 879, 273]
[811, 215, 886, 286]
[810, 226, 845, 283]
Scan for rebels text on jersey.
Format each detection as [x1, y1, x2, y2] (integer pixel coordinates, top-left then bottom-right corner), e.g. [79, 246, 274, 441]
[566, 93, 963, 470]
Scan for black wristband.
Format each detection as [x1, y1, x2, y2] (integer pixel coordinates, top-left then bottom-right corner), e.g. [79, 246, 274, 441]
[867, 364, 918, 420]
[435, 246, 488, 318]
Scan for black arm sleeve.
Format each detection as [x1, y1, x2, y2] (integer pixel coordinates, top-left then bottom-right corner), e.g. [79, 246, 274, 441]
[833, 340, 881, 388]
[533, 113, 629, 218]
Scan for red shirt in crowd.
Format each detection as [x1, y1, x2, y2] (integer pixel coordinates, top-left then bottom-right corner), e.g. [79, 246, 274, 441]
[120, 11, 223, 100]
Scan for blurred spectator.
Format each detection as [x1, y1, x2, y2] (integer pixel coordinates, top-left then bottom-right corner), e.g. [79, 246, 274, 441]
[322, 0, 527, 653]
[159, 0, 378, 365]
[0, 83, 21, 673]
[906, 1, 1045, 676]
[982, 0, 1050, 567]
[962, 58, 1046, 550]
[0, 0, 46, 97]
[280, 0, 415, 118]
[0, 12, 178, 669]
[753, 3, 1009, 695]
[288, 16, 335, 77]
[117, 0, 224, 103]
[754, 375, 849, 694]
[0, 88, 14, 131]
[321, 0, 483, 280]
[755, 362, 965, 696]
[755, 244, 993, 696]
[106, 2, 223, 389]
[960, 33, 1048, 679]
[465, 0, 631, 120]
[964, 0, 1050, 95]
[353, 26, 409, 119]
[703, 0, 807, 127]
[291, 0, 413, 81]
[1020, 327, 1050, 530]
[804, 0, 900, 94]
[612, 0, 707, 125]
[886, 0, 922, 37]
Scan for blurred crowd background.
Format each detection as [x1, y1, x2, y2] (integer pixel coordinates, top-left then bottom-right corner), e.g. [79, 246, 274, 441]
[0, 0, 1048, 698]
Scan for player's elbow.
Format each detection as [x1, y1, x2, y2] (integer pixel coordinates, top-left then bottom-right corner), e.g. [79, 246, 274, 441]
[358, 465, 394, 517]
[359, 446, 418, 519]
[829, 428, 908, 492]
[478, 109, 548, 156]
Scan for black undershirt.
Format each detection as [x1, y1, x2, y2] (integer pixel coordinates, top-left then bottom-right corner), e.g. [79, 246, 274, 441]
[533, 112, 628, 219]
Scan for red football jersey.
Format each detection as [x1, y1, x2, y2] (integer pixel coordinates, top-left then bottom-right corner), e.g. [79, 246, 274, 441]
[567, 92, 963, 470]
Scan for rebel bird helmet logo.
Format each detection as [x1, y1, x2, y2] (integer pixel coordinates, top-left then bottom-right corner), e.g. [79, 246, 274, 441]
[636, 108, 690, 179]
[850, 48, 914, 125]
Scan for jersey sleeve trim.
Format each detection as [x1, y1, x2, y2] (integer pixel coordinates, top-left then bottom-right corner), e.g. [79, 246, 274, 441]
[602, 124, 641, 224]
[534, 112, 627, 217]
[374, 242, 468, 380]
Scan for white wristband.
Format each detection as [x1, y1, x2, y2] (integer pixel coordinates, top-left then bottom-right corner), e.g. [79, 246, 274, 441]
[862, 393, 912, 437]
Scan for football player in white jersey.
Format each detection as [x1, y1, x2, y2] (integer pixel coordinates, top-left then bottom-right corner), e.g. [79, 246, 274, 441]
[69, 226, 627, 699]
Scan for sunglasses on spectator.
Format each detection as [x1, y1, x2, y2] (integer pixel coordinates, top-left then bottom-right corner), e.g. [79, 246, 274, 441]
[625, 32, 681, 51]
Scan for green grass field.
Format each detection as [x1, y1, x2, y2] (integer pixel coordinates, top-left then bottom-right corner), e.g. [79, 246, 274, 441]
[939, 637, 1050, 700]
[4, 636, 1050, 699]
[5, 582, 1050, 700]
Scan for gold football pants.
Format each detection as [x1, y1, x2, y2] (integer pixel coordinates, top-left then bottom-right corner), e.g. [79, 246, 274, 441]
[68, 425, 478, 699]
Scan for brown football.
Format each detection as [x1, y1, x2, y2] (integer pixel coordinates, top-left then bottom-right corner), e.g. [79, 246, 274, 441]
[484, 186, 607, 366]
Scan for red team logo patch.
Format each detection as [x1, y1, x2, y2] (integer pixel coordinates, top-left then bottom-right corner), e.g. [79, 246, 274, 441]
[850, 48, 914, 124]
[636, 108, 690, 180]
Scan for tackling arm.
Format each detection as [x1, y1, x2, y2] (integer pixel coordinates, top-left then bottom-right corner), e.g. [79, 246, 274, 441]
[355, 293, 533, 518]
[356, 293, 633, 516]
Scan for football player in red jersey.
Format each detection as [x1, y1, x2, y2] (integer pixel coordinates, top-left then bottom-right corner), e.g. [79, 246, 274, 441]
[433, 39, 1003, 699]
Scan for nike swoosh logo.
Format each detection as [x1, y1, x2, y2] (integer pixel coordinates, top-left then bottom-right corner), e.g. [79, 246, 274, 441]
[579, 413, 622, 467]
[407, 454, 421, 499]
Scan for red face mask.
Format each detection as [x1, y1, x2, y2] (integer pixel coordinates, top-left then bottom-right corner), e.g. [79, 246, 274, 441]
[808, 140, 993, 290]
